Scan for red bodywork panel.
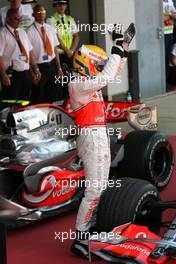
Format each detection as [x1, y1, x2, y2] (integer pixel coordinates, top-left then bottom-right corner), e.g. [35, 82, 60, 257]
[65, 99, 141, 122]
[22, 169, 84, 207]
[4, 99, 142, 123]
[17, 100, 141, 122]
[90, 224, 173, 264]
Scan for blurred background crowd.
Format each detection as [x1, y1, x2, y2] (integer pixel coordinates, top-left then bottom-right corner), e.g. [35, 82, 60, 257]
[0, 0, 176, 104]
[0, 0, 79, 104]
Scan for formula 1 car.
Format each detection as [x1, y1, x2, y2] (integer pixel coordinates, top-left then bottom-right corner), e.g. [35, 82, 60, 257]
[0, 102, 174, 225]
[89, 177, 176, 264]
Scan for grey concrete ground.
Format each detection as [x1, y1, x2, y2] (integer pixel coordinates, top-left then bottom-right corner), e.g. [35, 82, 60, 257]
[110, 91, 176, 136]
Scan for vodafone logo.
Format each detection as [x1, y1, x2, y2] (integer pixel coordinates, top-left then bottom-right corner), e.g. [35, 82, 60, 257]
[52, 185, 76, 198]
[95, 116, 105, 122]
[106, 103, 122, 118]
[88, 51, 107, 61]
[135, 232, 147, 239]
[23, 175, 56, 204]
[81, 45, 107, 62]
[116, 243, 150, 256]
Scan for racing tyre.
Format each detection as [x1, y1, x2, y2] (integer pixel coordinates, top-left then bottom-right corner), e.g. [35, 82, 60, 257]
[0, 170, 23, 199]
[96, 178, 161, 233]
[117, 131, 174, 189]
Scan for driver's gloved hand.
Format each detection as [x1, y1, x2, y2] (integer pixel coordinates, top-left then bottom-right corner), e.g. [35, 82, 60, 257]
[110, 23, 136, 58]
[112, 23, 124, 48]
[109, 23, 124, 57]
[124, 23, 136, 45]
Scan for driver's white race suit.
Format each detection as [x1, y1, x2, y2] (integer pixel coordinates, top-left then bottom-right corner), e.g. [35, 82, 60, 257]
[68, 54, 127, 232]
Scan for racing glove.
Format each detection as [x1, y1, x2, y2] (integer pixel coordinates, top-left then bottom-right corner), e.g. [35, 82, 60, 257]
[110, 23, 124, 58]
[123, 23, 136, 58]
[124, 23, 136, 45]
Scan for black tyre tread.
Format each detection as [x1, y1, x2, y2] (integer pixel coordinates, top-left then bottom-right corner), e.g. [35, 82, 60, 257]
[0, 170, 23, 198]
[96, 178, 132, 230]
[121, 131, 160, 177]
[118, 180, 147, 224]
[96, 178, 160, 233]
[117, 131, 174, 188]
[112, 179, 139, 225]
[106, 178, 134, 229]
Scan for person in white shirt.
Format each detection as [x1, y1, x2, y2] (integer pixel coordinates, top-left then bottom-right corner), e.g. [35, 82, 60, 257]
[21, 0, 37, 8]
[27, 4, 63, 103]
[0, 0, 34, 29]
[0, 8, 40, 100]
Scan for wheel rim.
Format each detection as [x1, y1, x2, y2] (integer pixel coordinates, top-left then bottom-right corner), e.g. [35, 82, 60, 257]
[151, 145, 172, 186]
[134, 197, 161, 232]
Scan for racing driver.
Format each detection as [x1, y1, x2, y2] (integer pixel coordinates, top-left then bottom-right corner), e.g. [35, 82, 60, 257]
[68, 23, 136, 258]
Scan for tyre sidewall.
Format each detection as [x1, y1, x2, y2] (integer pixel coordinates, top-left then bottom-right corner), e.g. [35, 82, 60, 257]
[146, 135, 174, 188]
